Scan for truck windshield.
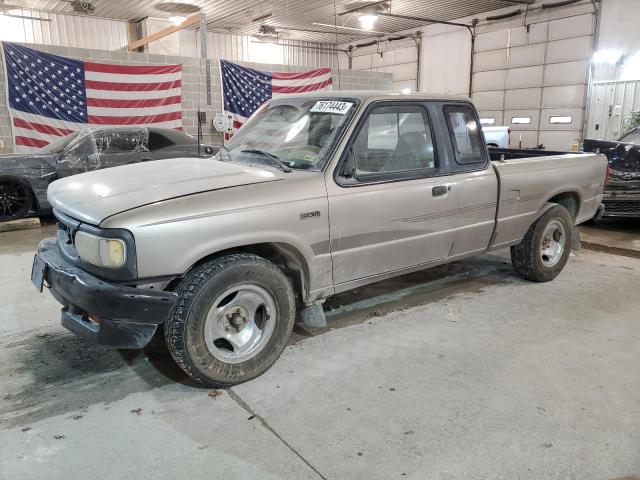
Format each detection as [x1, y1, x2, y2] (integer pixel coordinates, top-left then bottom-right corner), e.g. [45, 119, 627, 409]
[619, 128, 640, 144]
[221, 97, 359, 170]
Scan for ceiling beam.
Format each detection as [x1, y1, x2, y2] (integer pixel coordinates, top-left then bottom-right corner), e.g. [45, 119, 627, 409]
[127, 13, 201, 51]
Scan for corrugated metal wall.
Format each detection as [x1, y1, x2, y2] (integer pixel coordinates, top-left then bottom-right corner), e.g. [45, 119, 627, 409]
[586, 80, 640, 140]
[178, 30, 338, 68]
[0, 9, 337, 69]
[0, 10, 129, 50]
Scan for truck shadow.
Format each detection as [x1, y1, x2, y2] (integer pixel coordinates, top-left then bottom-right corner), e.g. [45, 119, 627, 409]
[1, 254, 515, 429]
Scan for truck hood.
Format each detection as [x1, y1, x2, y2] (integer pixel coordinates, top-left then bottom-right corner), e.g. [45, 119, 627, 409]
[48, 157, 285, 225]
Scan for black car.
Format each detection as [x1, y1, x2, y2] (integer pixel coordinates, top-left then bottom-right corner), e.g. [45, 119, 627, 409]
[0, 126, 215, 222]
[583, 127, 640, 218]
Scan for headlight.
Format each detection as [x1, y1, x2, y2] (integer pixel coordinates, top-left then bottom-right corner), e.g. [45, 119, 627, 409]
[74, 231, 127, 268]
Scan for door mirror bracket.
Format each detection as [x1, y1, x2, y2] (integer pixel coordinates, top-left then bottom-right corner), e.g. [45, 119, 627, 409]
[341, 148, 359, 181]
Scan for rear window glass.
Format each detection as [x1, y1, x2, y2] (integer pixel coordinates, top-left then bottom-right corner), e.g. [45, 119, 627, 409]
[444, 104, 486, 165]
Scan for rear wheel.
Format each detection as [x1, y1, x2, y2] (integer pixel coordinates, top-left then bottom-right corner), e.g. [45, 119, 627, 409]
[164, 253, 296, 387]
[0, 177, 33, 222]
[511, 204, 573, 282]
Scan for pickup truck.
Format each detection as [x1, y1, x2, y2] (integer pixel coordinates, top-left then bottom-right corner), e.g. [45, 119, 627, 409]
[31, 92, 607, 387]
[482, 125, 510, 148]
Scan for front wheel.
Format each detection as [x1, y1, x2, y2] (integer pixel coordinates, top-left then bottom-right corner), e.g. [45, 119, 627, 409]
[511, 204, 573, 282]
[164, 253, 296, 387]
[0, 177, 34, 222]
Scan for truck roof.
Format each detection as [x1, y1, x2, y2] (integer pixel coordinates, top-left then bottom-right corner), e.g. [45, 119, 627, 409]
[280, 90, 471, 103]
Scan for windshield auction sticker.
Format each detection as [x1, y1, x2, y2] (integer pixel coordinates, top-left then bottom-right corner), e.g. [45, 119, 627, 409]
[311, 101, 354, 115]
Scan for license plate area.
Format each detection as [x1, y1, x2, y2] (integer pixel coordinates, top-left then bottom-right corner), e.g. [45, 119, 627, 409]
[31, 255, 47, 292]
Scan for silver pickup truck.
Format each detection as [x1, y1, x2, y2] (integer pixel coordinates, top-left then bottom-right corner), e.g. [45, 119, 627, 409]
[31, 92, 607, 387]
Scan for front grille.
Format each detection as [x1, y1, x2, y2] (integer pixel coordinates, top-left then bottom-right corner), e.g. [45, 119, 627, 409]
[606, 184, 640, 192]
[603, 199, 640, 214]
[53, 209, 81, 261]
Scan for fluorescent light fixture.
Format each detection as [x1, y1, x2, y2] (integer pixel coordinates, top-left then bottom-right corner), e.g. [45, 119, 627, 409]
[592, 49, 623, 65]
[401, 87, 411, 94]
[312, 22, 386, 34]
[359, 14, 378, 30]
[169, 16, 187, 25]
[480, 118, 496, 125]
[511, 117, 531, 124]
[549, 115, 572, 124]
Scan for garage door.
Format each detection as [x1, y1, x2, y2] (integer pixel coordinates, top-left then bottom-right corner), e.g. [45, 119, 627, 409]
[351, 37, 419, 92]
[472, 14, 595, 151]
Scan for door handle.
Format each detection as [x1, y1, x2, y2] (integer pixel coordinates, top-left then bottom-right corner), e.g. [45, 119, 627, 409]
[432, 185, 449, 196]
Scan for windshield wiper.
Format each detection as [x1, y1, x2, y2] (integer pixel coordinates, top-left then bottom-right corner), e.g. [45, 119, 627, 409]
[240, 149, 291, 173]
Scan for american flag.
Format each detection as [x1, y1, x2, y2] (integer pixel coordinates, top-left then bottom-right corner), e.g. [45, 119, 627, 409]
[3, 42, 182, 152]
[220, 60, 331, 138]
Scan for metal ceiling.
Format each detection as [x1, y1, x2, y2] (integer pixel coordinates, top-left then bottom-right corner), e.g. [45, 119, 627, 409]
[15, 0, 523, 43]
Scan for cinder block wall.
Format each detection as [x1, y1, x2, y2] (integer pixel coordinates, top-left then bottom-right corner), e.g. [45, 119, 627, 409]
[0, 43, 393, 152]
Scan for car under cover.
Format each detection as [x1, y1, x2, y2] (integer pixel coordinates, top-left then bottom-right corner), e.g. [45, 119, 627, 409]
[0, 127, 214, 222]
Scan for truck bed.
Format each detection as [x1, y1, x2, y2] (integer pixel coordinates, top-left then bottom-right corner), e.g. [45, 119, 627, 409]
[488, 147, 571, 161]
[489, 151, 607, 250]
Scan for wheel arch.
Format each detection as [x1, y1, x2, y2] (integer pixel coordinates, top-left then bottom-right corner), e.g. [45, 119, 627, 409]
[175, 242, 312, 304]
[547, 190, 581, 220]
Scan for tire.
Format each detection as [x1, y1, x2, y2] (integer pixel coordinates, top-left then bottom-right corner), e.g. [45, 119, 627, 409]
[0, 176, 34, 222]
[511, 204, 574, 282]
[164, 253, 296, 387]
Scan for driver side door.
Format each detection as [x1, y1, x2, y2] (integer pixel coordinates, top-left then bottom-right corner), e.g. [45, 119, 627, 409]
[327, 102, 459, 287]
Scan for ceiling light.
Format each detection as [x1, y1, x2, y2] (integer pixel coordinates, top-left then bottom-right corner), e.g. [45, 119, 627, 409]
[359, 14, 378, 30]
[401, 88, 411, 94]
[592, 49, 623, 65]
[169, 16, 187, 25]
[312, 22, 386, 34]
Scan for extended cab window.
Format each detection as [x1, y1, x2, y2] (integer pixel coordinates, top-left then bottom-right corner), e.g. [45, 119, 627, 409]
[444, 104, 485, 165]
[349, 105, 436, 179]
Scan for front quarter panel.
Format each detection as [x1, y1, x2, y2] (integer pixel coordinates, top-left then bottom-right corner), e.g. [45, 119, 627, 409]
[101, 172, 332, 299]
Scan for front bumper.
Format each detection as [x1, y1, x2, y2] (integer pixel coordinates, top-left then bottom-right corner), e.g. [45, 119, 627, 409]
[33, 237, 178, 348]
[601, 194, 640, 218]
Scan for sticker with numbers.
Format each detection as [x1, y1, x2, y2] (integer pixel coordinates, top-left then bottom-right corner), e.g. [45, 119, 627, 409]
[310, 101, 354, 115]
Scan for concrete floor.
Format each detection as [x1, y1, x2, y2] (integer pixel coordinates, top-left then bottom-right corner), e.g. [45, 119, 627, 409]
[580, 218, 640, 253]
[1, 223, 639, 480]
